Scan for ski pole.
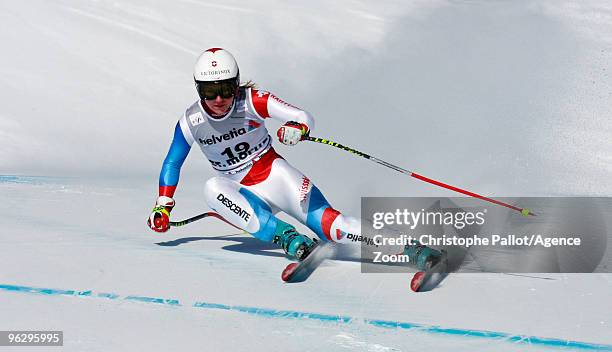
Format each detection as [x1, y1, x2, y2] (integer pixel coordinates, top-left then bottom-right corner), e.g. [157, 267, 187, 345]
[305, 136, 535, 217]
[170, 211, 243, 229]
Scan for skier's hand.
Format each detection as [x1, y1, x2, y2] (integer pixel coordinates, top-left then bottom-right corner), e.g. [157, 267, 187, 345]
[147, 196, 175, 233]
[277, 121, 309, 146]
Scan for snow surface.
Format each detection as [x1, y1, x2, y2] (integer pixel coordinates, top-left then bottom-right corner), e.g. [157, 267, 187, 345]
[2, 178, 611, 351]
[1, 0, 612, 351]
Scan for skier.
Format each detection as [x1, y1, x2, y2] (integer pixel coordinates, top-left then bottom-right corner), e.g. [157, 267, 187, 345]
[147, 48, 441, 269]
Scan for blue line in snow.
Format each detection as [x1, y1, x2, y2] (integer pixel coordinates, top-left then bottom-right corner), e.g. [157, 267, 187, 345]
[125, 295, 181, 306]
[0, 175, 68, 185]
[1, 284, 611, 351]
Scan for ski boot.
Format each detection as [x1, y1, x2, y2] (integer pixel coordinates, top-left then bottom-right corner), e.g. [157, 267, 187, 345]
[272, 223, 317, 261]
[403, 240, 444, 271]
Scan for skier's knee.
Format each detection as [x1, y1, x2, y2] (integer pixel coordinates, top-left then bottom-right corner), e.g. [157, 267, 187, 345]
[235, 187, 277, 242]
[204, 177, 279, 242]
[204, 177, 257, 231]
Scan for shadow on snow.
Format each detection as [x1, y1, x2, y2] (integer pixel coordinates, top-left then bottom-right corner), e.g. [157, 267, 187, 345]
[155, 234, 287, 259]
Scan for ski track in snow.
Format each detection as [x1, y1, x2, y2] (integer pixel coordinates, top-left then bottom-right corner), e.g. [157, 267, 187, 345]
[61, 5, 199, 56]
[174, 0, 259, 14]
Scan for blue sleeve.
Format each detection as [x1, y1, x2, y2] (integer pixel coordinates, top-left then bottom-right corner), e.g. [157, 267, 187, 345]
[159, 122, 192, 188]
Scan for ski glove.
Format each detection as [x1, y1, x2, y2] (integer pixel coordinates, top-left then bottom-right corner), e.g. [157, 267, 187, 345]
[277, 121, 309, 146]
[147, 196, 175, 233]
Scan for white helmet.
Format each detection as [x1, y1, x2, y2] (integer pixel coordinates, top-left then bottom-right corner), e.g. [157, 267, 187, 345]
[193, 48, 239, 83]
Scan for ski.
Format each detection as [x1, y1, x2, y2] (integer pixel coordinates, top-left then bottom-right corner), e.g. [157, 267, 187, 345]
[281, 243, 335, 283]
[410, 251, 449, 292]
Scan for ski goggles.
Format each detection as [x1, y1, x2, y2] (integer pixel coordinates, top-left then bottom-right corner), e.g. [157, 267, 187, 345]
[196, 79, 238, 100]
